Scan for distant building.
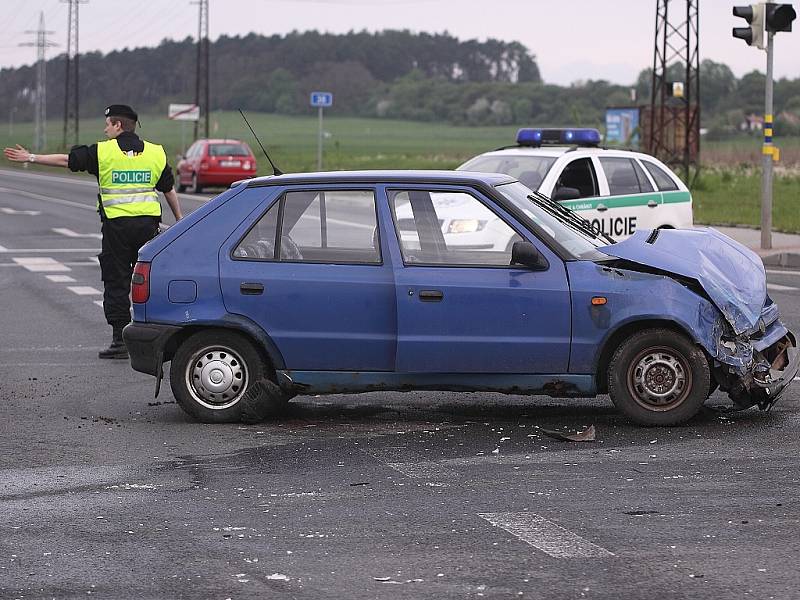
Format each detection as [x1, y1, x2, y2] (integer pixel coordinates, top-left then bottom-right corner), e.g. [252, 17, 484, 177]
[740, 113, 764, 132]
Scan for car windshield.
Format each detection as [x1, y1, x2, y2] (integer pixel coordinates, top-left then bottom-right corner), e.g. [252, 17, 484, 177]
[459, 155, 557, 191]
[494, 181, 610, 259]
[209, 143, 250, 157]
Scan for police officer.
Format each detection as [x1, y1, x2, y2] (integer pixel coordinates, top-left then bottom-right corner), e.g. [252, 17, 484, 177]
[3, 104, 183, 359]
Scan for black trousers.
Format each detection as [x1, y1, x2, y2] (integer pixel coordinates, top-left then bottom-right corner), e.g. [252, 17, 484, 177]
[99, 216, 160, 327]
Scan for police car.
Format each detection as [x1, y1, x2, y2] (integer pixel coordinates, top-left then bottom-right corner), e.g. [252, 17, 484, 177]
[457, 128, 693, 240]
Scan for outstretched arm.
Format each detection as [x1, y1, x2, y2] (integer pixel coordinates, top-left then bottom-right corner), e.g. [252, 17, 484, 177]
[164, 188, 183, 221]
[3, 144, 68, 168]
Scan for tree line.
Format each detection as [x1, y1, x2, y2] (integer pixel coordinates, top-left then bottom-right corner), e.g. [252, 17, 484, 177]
[1, 30, 798, 135]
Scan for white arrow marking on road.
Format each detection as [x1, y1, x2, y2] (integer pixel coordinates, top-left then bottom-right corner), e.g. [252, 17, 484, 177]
[13, 257, 70, 272]
[52, 228, 102, 239]
[1, 207, 41, 215]
[67, 286, 102, 296]
[478, 512, 614, 558]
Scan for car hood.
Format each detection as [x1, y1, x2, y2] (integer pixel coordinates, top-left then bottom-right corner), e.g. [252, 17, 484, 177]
[600, 227, 766, 335]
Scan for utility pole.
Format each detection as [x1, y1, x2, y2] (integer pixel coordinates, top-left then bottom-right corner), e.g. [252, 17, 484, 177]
[61, 0, 88, 149]
[20, 12, 57, 152]
[646, 0, 700, 183]
[733, 2, 796, 249]
[192, 0, 210, 140]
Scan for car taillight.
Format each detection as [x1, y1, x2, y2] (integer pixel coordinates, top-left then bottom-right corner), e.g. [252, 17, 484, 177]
[131, 261, 151, 303]
[200, 161, 209, 170]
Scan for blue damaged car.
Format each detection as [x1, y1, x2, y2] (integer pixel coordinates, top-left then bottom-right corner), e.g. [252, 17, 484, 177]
[123, 171, 798, 426]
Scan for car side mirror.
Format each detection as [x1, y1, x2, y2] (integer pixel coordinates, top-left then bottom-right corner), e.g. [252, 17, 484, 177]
[553, 186, 580, 201]
[511, 241, 548, 270]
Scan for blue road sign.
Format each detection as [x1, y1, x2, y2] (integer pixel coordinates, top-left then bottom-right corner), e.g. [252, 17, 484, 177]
[310, 92, 333, 108]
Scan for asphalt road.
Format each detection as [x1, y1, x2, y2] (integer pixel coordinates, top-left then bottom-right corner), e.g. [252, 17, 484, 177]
[1, 166, 800, 600]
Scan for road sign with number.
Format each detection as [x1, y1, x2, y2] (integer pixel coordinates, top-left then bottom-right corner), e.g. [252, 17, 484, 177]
[310, 92, 333, 108]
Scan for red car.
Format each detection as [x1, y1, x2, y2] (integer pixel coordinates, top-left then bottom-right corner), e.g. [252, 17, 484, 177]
[176, 139, 257, 193]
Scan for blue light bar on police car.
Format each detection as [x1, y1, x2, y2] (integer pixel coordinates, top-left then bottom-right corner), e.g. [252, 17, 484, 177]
[516, 128, 601, 147]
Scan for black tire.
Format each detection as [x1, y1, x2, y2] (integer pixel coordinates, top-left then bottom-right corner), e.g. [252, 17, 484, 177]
[608, 328, 710, 426]
[170, 330, 267, 423]
[190, 172, 203, 194]
[176, 176, 186, 193]
[239, 379, 290, 424]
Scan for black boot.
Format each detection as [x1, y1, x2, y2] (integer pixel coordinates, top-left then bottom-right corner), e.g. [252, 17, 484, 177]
[99, 324, 128, 359]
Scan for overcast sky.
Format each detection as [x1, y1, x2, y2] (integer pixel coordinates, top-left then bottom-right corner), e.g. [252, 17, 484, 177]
[2, 0, 799, 85]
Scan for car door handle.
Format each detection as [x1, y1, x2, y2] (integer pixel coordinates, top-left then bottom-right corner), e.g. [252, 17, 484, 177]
[418, 289, 444, 302]
[596, 203, 608, 212]
[647, 199, 659, 208]
[240, 282, 264, 295]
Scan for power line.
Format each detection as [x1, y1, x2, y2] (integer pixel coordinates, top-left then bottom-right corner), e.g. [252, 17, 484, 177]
[61, 0, 88, 149]
[19, 11, 57, 151]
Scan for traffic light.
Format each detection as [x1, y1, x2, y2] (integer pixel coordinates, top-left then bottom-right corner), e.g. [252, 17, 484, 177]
[765, 3, 796, 32]
[733, 3, 766, 48]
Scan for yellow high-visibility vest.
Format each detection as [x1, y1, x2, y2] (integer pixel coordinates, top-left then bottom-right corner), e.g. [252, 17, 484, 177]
[97, 138, 165, 219]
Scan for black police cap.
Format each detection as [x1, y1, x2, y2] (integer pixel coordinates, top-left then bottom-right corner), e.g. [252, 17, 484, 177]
[104, 104, 138, 121]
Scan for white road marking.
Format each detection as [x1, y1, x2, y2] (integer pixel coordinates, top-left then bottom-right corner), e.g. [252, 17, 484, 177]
[67, 286, 102, 296]
[46, 274, 76, 282]
[767, 283, 798, 292]
[13, 257, 70, 272]
[52, 227, 102, 239]
[0, 247, 100, 253]
[1, 207, 41, 215]
[478, 512, 614, 559]
[0, 167, 98, 187]
[366, 447, 455, 483]
[94, 300, 104, 307]
[0, 186, 95, 211]
[766, 269, 800, 276]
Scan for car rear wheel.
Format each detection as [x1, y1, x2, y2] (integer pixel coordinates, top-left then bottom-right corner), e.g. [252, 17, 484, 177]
[170, 330, 266, 423]
[176, 174, 186, 193]
[608, 328, 710, 426]
[190, 172, 203, 194]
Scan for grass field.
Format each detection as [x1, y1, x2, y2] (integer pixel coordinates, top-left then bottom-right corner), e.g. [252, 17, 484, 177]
[3, 111, 799, 232]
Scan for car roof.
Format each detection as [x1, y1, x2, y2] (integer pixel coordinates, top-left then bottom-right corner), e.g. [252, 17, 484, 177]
[244, 170, 516, 188]
[201, 139, 250, 144]
[474, 146, 663, 161]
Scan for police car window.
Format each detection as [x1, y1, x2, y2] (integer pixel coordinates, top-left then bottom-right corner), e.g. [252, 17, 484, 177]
[233, 190, 380, 264]
[632, 160, 655, 192]
[209, 143, 250, 157]
[389, 189, 521, 267]
[458, 155, 557, 191]
[600, 158, 643, 196]
[556, 158, 598, 198]
[642, 161, 679, 191]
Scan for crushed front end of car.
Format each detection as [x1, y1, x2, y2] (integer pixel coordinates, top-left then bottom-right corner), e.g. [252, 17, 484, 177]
[601, 226, 799, 412]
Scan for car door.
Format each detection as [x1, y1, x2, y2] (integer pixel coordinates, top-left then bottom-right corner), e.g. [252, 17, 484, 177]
[385, 185, 571, 374]
[219, 186, 396, 371]
[594, 156, 662, 237]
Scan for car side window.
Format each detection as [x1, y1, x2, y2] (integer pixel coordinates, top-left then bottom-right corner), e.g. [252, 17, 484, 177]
[631, 160, 655, 192]
[642, 161, 679, 191]
[599, 157, 646, 196]
[233, 190, 380, 264]
[555, 158, 598, 198]
[389, 189, 522, 267]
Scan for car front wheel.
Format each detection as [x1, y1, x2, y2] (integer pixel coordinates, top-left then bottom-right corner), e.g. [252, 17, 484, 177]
[608, 328, 710, 426]
[170, 330, 266, 423]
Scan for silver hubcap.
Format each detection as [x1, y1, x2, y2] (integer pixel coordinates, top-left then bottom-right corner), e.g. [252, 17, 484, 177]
[631, 351, 687, 408]
[186, 346, 247, 410]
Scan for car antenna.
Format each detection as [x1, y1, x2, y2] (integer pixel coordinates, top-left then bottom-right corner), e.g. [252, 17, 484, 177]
[238, 109, 283, 176]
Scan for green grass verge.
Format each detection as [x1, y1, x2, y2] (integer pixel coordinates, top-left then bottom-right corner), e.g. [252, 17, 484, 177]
[3, 111, 800, 232]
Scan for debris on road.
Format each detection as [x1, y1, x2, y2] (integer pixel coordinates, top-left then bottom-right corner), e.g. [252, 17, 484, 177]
[538, 425, 596, 442]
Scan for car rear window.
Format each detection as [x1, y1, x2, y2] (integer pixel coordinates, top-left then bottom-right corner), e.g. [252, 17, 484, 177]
[459, 155, 557, 191]
[641, 161, 679, 191]
[209, 143, 250, 157]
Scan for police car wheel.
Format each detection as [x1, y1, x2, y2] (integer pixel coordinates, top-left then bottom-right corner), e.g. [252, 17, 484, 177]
[608, 328, 710, 426]
[170, 330, 267, 423]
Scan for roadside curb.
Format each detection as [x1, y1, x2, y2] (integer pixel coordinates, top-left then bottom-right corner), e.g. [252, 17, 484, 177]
[762, 252, 800, 268]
